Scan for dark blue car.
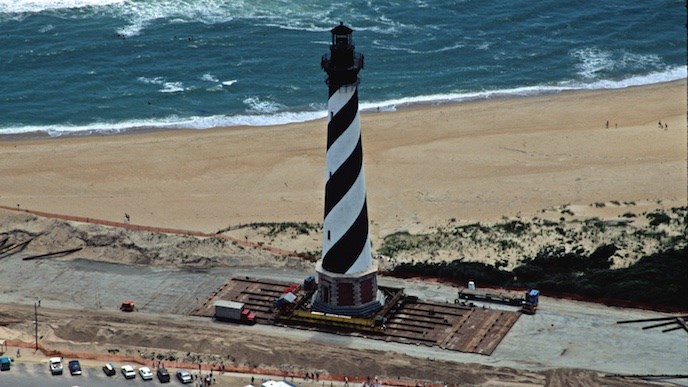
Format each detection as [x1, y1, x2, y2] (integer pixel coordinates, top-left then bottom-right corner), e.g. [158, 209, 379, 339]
[68, 360, 82, 375]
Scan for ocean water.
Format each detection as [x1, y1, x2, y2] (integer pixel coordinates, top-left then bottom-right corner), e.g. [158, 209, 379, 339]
[1, 0, 686, 136]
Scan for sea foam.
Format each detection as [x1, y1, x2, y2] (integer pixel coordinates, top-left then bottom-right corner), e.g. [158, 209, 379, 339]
[1, 66, 684, 137]
[0, 111, 329, 137]
[0, 0, 124, 14]
[361, 65, 688, 112]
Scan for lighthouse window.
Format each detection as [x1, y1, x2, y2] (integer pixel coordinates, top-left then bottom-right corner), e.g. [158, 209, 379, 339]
[327, 230, 331, 240]
[335, 35, 349, 46]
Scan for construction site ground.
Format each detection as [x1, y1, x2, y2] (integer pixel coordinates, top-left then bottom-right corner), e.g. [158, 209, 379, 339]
[192, 277, 520, 356]
[1, 256, 687, 385]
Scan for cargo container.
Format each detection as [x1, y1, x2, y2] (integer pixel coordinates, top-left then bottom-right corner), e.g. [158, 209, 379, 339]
[214, 300, 256, 324]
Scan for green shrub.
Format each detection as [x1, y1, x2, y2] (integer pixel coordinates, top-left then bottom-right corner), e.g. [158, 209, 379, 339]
[390, 246, 687, 309]
[647, 211, 671, 226]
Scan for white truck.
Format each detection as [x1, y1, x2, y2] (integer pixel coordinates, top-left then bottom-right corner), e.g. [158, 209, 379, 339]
[214, 300, 256, 324]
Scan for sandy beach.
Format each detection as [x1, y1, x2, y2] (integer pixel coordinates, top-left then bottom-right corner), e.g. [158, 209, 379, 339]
[0, 80, 686, 386]
[1, 80, 685, 242]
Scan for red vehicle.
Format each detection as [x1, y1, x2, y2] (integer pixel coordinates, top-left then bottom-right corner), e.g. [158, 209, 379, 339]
[120, 300, 135, 312]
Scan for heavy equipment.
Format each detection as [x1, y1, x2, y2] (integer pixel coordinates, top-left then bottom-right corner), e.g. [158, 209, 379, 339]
[521, 289, 540, 314]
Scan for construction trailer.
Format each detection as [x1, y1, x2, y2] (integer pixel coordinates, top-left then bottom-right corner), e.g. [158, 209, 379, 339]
[214, 300, 256, 324]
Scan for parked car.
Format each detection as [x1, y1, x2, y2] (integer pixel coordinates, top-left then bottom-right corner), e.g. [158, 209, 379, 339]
[102, 362, 116, 376]
[49, 357, 63, 375]
[138, 366, 153, 380]
[68, 360, 82, 375]
[0, 356, 11, 371]
[176, 369, 193, 384]
[121, 364, 136, 379]
[156, 367, 171, 383]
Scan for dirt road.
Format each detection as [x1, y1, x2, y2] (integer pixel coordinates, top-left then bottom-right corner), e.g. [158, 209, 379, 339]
[1, 256, 686, 386]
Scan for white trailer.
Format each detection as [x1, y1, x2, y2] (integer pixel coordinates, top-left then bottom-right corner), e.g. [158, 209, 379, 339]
[215, 300, 244, 320]
[214, 300, 256, 324]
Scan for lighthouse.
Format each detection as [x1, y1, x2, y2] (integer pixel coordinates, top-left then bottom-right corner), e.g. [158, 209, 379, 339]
[313, 23, 383, 316]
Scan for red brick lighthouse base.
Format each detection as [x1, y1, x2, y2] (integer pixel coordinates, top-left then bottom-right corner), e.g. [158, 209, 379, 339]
[313, 261, 382, 316]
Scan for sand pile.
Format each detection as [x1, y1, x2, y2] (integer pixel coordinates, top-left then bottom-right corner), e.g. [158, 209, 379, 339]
[0, 210, 309, 271]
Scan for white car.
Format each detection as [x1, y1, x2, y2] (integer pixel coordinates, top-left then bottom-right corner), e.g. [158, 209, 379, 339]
[49, 357, 63, 375]
[138, 366, 153, 380]
[121, 364, 136, 379]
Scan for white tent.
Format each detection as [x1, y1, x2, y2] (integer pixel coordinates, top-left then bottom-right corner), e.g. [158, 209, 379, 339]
[261, 381, 296, 387]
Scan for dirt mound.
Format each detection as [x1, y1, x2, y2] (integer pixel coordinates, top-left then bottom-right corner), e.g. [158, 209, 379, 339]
[0, 210, 310, 271]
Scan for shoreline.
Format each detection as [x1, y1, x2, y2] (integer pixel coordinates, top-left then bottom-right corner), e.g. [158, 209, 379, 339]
[1, 78, 685, 141]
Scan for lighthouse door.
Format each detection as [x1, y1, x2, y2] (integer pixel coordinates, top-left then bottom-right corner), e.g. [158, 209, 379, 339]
[322, 285, 330, 304]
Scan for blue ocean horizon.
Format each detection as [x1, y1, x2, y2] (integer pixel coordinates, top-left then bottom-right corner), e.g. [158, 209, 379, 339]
[1, 0, 686, 136]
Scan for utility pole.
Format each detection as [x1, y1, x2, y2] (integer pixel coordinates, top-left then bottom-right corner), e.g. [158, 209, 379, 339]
[34, 299, 40, 351]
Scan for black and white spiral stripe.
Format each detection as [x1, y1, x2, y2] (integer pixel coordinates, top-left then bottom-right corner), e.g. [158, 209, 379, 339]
[321, 84, 372, 275]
